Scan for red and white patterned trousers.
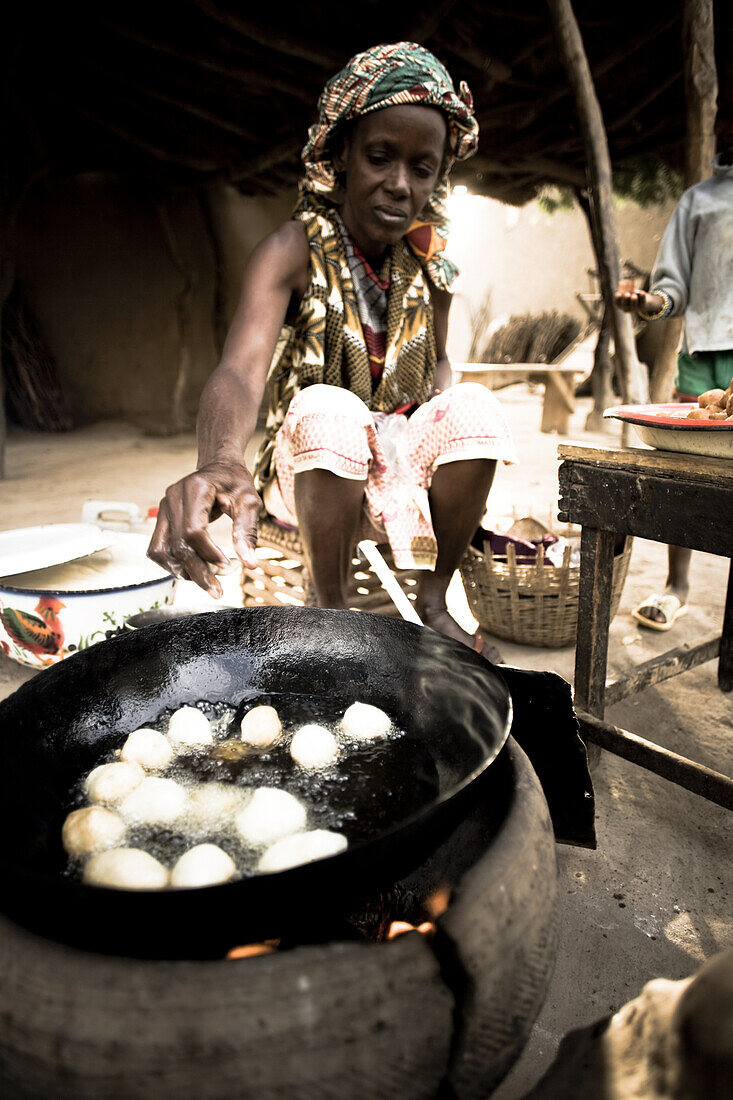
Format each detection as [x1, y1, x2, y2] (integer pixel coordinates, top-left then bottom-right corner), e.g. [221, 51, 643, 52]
[263, 382, 517, 570]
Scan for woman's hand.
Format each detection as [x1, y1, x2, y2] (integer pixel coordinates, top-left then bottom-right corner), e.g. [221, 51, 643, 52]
[147, 221, 311, 597]
[148, 460, 261, 597]
[615, 280, 665, 316]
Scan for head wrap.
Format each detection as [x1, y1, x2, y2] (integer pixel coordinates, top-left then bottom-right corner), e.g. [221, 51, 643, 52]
[298, 41, 479, 290]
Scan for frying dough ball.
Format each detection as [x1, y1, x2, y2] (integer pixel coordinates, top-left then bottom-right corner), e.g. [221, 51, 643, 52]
[62, 805, 126, 858]
[234, 788, 306, 847]
[170, 844, 237, 888]
[290, 724, 339, 769]
[86, 761, 145, 806]
[167, 706, 214, 752]
[83, 848, 169, 890]
[341, 701, 392, 741]
[121, 728, 175, 770]
[119, 776, 187, 826]
[257, 830, 348, 874]
[698, 388, 726, 408]
[187, 782, 246, 831]
[240, 705, 282, 748]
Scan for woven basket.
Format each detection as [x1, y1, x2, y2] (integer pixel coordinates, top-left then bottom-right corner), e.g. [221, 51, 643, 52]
[241, 516, 422, 616]
[459, 536, 633, 648]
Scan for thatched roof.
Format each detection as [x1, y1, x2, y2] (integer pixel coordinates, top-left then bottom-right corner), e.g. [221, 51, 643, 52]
[4, 2, 732, 206]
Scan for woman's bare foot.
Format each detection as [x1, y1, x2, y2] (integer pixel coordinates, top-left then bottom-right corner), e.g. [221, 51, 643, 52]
[417, 597, 503, 663]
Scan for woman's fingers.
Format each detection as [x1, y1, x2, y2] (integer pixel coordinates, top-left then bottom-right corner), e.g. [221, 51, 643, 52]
[148, 463, 262, 596]
[147, 478, 223, 596]
[147, 501, 187, 579]
[218, 486, 261, 570]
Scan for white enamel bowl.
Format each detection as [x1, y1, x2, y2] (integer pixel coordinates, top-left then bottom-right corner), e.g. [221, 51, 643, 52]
[0, 533, 175, 669]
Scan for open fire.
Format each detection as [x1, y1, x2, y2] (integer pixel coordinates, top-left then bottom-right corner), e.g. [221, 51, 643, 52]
[225, 884, 452, 958]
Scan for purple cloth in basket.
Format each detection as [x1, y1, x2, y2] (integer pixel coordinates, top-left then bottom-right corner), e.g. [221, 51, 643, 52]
[471, 528, 558, 564]
[470, 527, 627, 564]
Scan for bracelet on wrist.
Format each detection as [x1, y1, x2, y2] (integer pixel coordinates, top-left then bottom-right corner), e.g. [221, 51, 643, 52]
[638, 289, 673, 321]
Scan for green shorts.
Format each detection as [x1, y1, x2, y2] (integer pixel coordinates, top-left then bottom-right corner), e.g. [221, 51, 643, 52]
[675, 350, 733, 399]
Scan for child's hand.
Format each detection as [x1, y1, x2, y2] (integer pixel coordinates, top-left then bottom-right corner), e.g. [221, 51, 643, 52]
[615, 280, 665, 316]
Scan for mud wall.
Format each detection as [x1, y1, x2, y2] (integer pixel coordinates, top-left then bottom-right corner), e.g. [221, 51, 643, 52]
[12, 177, 290, 430]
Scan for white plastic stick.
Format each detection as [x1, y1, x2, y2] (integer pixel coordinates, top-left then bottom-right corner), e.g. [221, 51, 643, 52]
[357, 540, 424, 626]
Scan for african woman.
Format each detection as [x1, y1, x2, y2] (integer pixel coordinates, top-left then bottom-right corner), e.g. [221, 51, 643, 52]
[148, 42, 516, 659]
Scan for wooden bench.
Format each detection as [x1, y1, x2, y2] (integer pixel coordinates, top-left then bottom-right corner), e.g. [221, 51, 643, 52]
[454, 327, 597, 434]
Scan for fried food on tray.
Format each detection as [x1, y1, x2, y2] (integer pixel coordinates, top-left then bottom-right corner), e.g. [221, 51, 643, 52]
[686, 386, 732, 420]
[698, 388, 726, 407]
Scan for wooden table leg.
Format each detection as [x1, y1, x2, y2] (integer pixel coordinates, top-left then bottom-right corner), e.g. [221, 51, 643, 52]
[720, 558, 733, 693]
[573, 527, 616, 718]
[540, 372, 576, 434]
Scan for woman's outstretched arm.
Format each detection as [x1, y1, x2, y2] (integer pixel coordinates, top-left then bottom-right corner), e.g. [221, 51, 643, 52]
[147, 221, 309, 595]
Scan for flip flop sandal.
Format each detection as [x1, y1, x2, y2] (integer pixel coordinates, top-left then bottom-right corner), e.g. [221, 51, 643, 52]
[631, 593, 688, 632]
[473, 632, 503, 664]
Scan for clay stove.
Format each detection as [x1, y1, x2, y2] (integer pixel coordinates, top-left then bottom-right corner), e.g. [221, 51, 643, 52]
[0, 741, 557, 1100]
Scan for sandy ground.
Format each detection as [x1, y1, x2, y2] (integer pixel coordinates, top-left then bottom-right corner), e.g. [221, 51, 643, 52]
[1, 385, 732, 1097]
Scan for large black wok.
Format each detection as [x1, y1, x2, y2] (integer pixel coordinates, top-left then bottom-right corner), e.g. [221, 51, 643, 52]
[0, 607, 512, 958]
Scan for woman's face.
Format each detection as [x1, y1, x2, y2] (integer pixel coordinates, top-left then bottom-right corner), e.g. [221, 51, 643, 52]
[335, 104, 447, 259]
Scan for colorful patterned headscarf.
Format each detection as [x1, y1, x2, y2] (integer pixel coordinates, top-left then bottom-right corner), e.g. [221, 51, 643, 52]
[299, 41, 479, 291]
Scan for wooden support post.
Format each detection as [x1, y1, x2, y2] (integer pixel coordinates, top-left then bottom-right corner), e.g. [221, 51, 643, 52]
[650, 0, 716, 402]
[547, 0, 647, 410]
[682, 0, 718, 188]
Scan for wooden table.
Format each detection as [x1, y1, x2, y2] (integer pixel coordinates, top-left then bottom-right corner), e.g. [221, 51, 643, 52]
[558, 444, 733, 810]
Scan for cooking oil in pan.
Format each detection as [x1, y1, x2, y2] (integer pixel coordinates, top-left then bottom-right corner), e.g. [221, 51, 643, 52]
[65, 693, 439, 882]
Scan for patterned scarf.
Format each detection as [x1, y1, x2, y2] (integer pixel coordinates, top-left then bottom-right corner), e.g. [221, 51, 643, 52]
[301, 41, 478, 292]
[253, 193, 436, 493]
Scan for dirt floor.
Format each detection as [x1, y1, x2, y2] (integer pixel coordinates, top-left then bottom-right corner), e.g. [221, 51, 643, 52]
[1, 384, 732, 1097]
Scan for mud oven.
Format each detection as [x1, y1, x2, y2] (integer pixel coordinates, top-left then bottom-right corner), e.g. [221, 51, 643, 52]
[0, 610, 559, 1099]
[0, 740, 555, 1100]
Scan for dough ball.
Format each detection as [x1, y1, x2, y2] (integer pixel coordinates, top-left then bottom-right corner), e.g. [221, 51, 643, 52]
[86, 761, 145, 806]
[698, 388, 726, 408]
[234, 788, 307, 847]
[257, 830, 348, 874]
[119, 776, 187, 826]
[341, 701, 392, 741]
[121, 728, 175, 771]
[290, 724, 339, 769]
[170, 844, 237, 888]
[186, 782, 247, 832]
[83, 848, 169, 890]
[167, 706, 214, 752]
[240, 705, 282, 748]
[62, 805, 126, 858]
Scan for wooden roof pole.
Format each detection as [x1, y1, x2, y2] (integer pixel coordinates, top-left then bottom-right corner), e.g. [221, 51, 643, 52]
[683, 0, 718, 188]
[651, 0, 717, 402]
[546, 0, 647, 413]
